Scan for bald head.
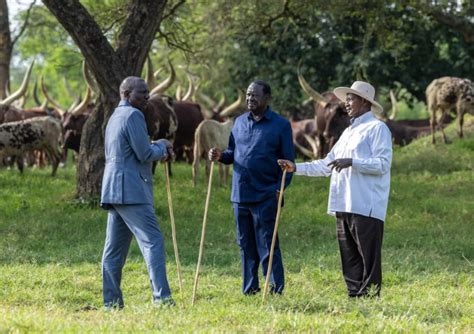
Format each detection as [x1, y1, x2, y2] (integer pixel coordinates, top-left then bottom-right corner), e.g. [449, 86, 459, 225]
[120, 76, 149, 111]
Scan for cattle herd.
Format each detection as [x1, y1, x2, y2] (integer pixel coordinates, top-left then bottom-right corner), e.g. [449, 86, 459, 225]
[0, 59, 473, 180]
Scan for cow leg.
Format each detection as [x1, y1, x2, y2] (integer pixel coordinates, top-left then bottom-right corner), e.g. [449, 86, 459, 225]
[192, 157, 199, 186]
[185, 147, 193, 164]
[60, 147, 68, 168]
[205, 159, 210, 179]
[15, 155, 24, 174]
[45, 147, 60, 176]
[457, 109, 464, 138]
[429, 106, 438, 144]
[438, 111, 449, 143]
[218, 163, 223, 186]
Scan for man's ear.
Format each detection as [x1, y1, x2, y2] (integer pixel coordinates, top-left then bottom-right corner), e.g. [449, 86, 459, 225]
[123, 90, 131, 99]
[264, 94, 272, 104]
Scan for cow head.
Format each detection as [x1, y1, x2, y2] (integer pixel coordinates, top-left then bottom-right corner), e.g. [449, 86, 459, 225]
[144, 93, 178, 141]
[319, 92, 349, 142]
[459, 80, 474, 116]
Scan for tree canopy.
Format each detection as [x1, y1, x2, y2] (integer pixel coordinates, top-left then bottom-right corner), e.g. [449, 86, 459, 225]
[9, 0, 474, 113]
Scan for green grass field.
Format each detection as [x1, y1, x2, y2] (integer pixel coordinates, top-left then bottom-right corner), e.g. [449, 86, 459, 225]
[1, 118, 473, 332]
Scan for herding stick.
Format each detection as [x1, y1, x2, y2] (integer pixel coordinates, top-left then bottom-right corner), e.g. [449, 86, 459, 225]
[191, 161, 215, 305]
[262, 169, 287, 302]
[164, 163, 183, 293]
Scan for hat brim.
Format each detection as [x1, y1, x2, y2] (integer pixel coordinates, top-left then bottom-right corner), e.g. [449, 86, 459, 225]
[333, 87, 383, 115]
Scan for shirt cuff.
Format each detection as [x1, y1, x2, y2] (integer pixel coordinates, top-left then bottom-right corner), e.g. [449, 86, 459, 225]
[352, 158, 362, 170]
[294, 163, 306, 175]
[153, 142, 168, 159]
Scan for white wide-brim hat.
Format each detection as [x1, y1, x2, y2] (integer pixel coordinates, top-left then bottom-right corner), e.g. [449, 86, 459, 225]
[333, 81, 383, 115]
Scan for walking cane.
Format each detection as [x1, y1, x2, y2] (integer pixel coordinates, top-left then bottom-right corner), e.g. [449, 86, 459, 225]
[191, 161, 215, 305]
[262, 168, 287, 302]
[164, 163, 183, 293]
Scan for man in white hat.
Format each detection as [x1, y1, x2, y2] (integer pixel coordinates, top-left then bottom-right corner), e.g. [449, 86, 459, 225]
[278, 81, 392, 297]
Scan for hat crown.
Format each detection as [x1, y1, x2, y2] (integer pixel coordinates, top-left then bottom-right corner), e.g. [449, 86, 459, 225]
[350, 81, 375, 100]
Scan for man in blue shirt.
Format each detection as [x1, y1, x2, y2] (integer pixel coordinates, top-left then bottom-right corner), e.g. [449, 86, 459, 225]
[209, 80, 295, 295]
[101, 76, 175, 309]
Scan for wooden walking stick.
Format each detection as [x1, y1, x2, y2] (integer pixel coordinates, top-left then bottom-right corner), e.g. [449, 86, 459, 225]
[262, 168, 287, 302]
[192, 161, 215, 305]
[164, 163, 183, 293]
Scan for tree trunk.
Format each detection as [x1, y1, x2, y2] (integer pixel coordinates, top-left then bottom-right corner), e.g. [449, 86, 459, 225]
[0, 0, 12, 100]
[42, 0, 167, 200]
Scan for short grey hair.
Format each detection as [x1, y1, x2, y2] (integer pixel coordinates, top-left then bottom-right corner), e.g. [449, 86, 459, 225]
[120, 76, 145, 97]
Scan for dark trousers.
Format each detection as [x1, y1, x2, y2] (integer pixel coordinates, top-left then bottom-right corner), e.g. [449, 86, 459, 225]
[336, 212, 384, 297]
[233, 196, 284, 294]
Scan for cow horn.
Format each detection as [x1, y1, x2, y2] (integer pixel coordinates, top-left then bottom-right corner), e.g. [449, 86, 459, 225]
[216, 93, 227, 111]
[33, 80, 41, 105]
[294, 140, 316, 159]
[153, 67, 164, 79]
[145, 56, 156, 90]
[175, 85, 183, 101]
[71, 86, 92, 116]
[200, 107, 215, 120]
[192, 81, 200, 102]
[182, 74, 195, 101]
[297, 62, 328, 109]
[14, 92, 28, 109]
[0, 60, 35, 107]
[40, 76, 67, 116]
[303, 133, 319, 158]
[82, 61, 98, 95]
[197, 92, 216, 109]
[150, 60, 175, 95]
[389, 89, 398, 120]
[68, 95, 81, 112]
[3, 79, 10, 98]
[220, 90, 243, 117]
[33, 80, 48, 109]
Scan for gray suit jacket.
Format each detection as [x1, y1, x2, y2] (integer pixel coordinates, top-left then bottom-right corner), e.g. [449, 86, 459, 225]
[101, 100, 166, 207]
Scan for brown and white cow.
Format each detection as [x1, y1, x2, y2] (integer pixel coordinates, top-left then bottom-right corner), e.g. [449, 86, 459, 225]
[426, 76, 474, 144]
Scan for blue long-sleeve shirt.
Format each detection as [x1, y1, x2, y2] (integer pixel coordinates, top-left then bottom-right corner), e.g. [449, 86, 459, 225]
[220, 107, 295, 203]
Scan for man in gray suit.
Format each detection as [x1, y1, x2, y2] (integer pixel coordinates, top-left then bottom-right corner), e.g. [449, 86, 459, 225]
[100, 76, 174, 309]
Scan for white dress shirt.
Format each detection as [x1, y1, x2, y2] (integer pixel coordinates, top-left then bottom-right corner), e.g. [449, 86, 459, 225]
[295, 111, 392, 221]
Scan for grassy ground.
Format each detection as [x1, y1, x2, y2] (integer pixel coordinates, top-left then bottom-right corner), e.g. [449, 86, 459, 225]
[0, 117, 473, 332]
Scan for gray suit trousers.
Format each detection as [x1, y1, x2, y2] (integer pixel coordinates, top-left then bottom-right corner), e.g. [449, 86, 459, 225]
[102, 204, 171, 307]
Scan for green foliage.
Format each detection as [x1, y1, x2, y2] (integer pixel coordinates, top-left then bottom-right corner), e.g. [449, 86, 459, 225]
[0, 117, 473, 331]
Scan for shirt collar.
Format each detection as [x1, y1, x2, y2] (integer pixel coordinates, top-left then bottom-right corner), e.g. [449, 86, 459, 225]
[118, 100, 131, 107]
[247, 106, 273, 121]
[350, 110, 374, 126]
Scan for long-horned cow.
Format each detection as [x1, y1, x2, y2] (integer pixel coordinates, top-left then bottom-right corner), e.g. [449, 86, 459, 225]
[426, 76, 474, 143]
[0, 116, 62, 175]
[192, 92, 244, 186]
[41, 70, 93, 164]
